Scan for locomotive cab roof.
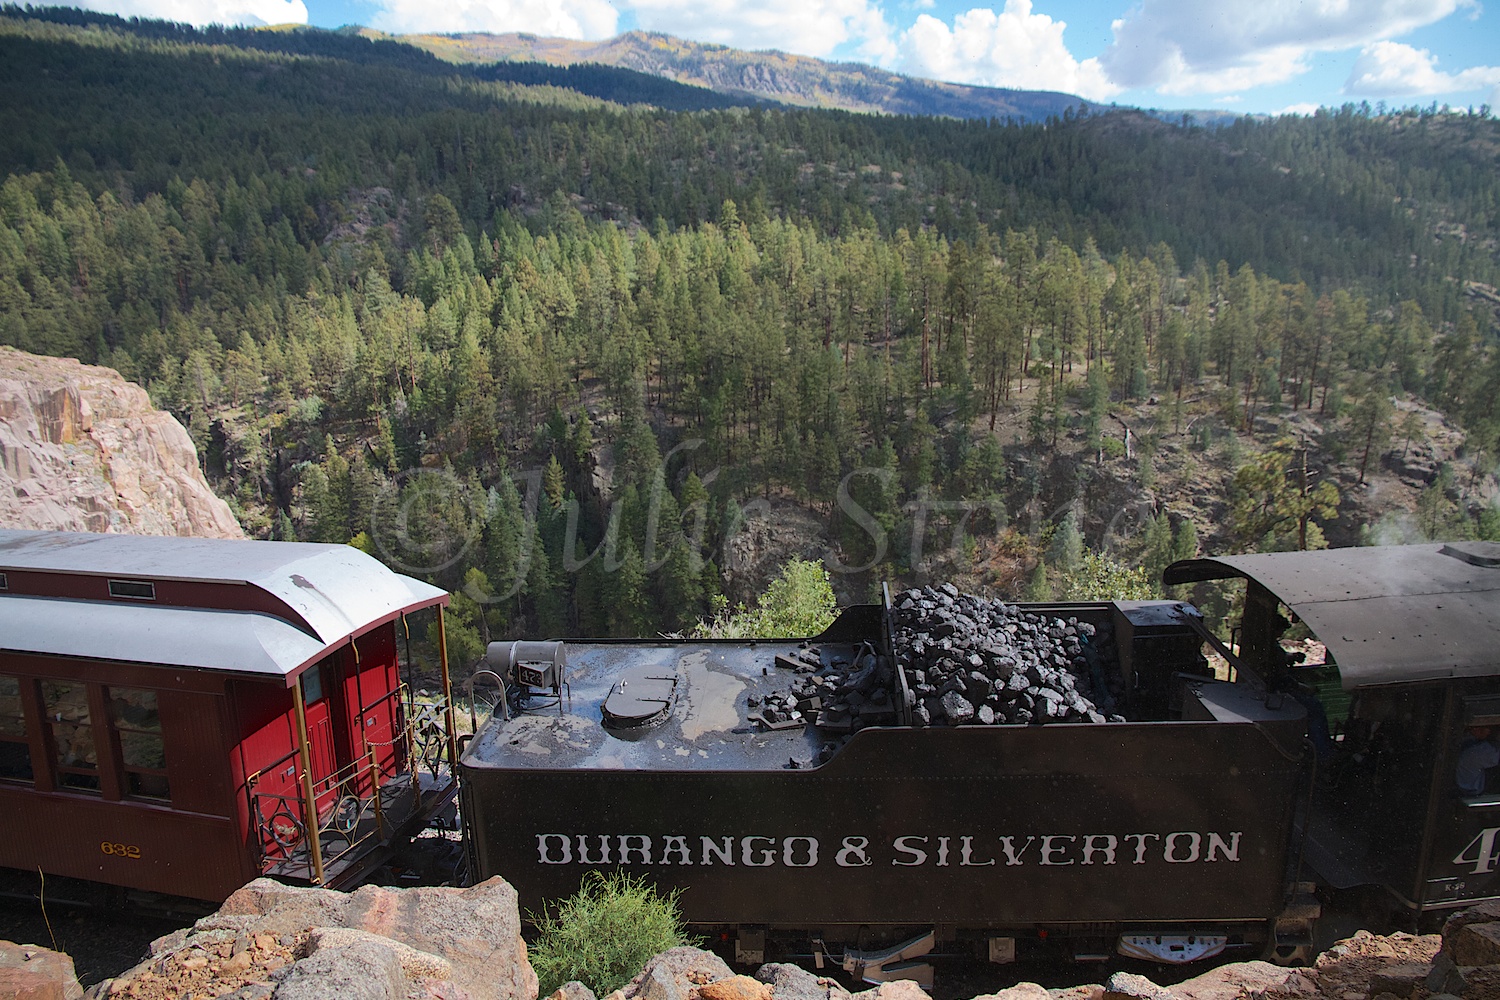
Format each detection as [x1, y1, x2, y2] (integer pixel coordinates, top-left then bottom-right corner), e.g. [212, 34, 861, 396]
[1164, 542, 1500, 689]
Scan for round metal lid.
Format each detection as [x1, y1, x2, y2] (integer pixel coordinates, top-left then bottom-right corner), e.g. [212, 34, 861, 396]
[602, 666, 679, 730]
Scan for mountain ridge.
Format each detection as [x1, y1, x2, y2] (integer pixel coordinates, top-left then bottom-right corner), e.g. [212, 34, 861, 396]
[0, 7, 1247, 124]
[385, 27, 1104, 122]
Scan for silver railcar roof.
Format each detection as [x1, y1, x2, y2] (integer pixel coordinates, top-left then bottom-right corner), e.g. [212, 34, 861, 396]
[0, 529, 446, 646]
[0, 594, 328, 678]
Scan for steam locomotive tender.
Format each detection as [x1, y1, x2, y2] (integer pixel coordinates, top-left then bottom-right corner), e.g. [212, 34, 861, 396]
[459, 542, 1500, 978]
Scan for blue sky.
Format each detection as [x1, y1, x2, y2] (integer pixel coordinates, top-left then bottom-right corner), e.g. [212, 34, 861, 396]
[61, 0, 1500, 115]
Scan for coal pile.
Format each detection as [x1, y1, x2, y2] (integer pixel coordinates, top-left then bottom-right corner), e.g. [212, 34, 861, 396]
[755, 584, 1127, 748]
[751, 643, 898, 735]
[892, 584, 1124, 726]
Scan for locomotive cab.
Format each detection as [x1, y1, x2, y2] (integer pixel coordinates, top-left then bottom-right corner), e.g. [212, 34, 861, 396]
[1165, 542, 1500, 927]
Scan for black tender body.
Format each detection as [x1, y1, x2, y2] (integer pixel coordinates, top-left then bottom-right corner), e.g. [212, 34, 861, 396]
[459, 598, 1309, 962]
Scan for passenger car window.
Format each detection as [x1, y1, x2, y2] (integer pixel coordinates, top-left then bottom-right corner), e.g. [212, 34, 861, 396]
[0, 676, 32, 782]
[109, 687, 169, 801]
[42, 682, 98, 792]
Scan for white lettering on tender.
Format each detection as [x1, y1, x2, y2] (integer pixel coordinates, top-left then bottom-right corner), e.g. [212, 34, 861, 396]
[1039, 835, 1075, 866]
[528, 831, 1245, 869]
[1206, 832, 1240, 862]
[999, 836, 1036, 866]
[618, 836, 652, 864]
[742, 837, 776, 867]
[837, 837, 872, 866]
[701, 836, 735, 865]
[1125, 833, 1160, 864]
[660, 836, 693, 865]
[893, 836, 928, 866]
[1081, 834, 1117, 865]
[783, 837, 819, 867]
[1164, 832, 1201, 863]
[960, 836, 996, 866]
[576, 835, 612, 865]
[538, 834, 572, 864]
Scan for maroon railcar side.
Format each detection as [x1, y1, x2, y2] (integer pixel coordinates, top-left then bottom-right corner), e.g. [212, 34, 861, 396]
[0, 651, 248, 899]
[0, 529, 460, 901]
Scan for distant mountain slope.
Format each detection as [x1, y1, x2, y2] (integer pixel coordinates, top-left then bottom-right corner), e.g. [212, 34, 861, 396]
[471, 60, 757, 112]
[394, 29, 1095, 122]
[0, 6, 747, 113]
[4, 7, 1191, 123]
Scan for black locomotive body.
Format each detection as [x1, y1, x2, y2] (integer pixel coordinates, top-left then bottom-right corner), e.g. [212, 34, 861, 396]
[1168, 543, 1500, 925]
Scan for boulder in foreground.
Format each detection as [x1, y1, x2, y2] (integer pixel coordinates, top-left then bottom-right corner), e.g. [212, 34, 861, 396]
[86, 876, 536, 1000]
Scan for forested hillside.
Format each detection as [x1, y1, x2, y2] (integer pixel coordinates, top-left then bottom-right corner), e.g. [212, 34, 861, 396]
[2, 7, 1499, 653]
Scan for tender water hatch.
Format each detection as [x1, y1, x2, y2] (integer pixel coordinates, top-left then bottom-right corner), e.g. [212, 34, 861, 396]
[602, 667, 680, 732]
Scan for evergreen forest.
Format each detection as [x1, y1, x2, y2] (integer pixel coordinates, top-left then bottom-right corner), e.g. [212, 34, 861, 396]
[3, 6, 1500, 655]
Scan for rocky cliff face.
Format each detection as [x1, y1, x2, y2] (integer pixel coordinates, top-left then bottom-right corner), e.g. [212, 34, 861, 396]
[0, 347, 243, 538]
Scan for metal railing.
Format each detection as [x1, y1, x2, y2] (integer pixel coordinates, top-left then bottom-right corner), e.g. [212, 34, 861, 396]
[245, 687, 455, 884]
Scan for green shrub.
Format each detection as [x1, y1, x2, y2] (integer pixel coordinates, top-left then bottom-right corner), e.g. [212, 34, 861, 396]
[692, 557, 837, 638]
[528, 871, 694, 997]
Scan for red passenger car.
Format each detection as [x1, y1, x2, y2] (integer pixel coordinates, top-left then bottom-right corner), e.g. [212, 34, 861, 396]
[0, 529, 460, 902]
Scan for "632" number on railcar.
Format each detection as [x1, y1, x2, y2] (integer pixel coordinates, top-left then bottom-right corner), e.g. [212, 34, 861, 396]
[100, 842, 142, 859]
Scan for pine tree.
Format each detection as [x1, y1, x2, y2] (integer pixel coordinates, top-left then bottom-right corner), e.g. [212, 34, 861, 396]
[1025, 559, 1051, 601]
[1348, 375, 1394, 485]
[1048, 511, 1083, 573]
[1141, 511, 1173, 582]
[1168, 518, 1199, 564]
[543, 455, 567, 510]
[608, 539, 652, 637]
[1228, 441, 1339, 551]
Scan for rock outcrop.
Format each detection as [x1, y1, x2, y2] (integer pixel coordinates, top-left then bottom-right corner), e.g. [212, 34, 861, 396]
[85, 876, 537, 1000]
[31, 892, 1500, 1000]
[0, 347, 243, 537]
[595, 948, 928, 1000]
[0, 940, 85, 1000]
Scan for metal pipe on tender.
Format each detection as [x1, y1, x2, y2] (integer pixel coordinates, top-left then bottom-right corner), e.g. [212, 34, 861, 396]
[437, 606, 459, 772]
[291, 679, 325, 885]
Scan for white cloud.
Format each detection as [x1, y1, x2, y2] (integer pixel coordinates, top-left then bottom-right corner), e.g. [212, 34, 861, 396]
[1100, 0, 1475, 95]
[625, 0, 893, 60]
[895, 0, 1118, 100]
[1212, 94, 1243, 104]
[370, 0, 618, 38]
[70, 0, 307, 26]
[1275, 102, 1323, 116]
[1345, 40, 1500, 96]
